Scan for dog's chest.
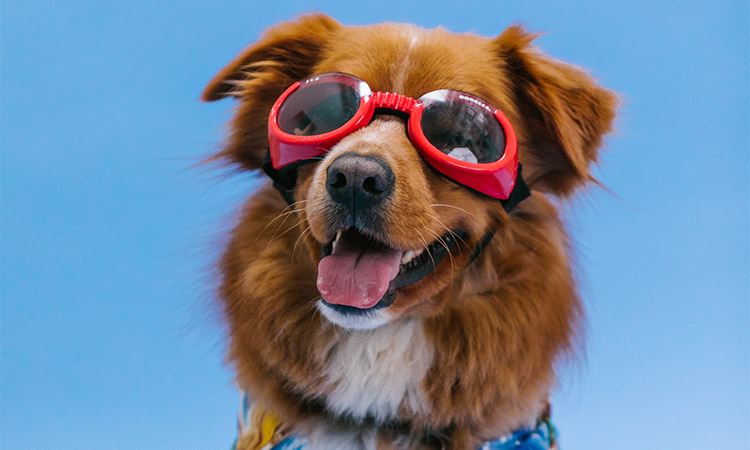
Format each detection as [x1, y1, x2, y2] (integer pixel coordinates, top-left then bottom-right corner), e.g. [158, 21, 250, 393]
[321, 318, 434, 422]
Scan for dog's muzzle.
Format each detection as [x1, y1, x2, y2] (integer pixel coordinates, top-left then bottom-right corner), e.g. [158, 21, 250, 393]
[325, 153, 394, 230]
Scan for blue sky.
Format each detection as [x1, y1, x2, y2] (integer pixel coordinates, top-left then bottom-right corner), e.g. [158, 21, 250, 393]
[2, 1, 748, 449]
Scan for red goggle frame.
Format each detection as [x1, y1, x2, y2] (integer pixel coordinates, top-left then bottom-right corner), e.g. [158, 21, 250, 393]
[268, 73, 519, 200]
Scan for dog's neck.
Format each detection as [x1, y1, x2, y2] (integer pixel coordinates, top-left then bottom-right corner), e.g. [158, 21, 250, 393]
[310, 315, 551, 446]
[318, 317, 435, 424]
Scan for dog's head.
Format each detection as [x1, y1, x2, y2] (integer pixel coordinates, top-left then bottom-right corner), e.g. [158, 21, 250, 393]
[203, 15, 616, 331]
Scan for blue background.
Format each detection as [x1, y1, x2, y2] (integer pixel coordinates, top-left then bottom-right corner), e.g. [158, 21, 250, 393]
[2, 1, 748, 449]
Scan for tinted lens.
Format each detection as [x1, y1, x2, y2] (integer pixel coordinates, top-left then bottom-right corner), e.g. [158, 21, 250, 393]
[419, 90, 506, 164]
[278, 80, 362, 136]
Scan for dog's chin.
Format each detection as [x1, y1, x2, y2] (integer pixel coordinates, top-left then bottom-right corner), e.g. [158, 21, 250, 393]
[316, 300, 392, 330]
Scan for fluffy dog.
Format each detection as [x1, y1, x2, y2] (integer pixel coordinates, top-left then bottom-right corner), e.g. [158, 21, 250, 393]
[202, 14, 617, 450]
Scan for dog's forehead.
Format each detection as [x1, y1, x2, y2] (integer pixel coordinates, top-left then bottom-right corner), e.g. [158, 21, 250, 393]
[315, 23, 506, 102]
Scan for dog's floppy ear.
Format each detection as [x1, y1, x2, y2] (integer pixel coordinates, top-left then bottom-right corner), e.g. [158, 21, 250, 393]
[202, 14, 341, 101]
[202, 14, 341, 169]
[493, 26, 618, 196]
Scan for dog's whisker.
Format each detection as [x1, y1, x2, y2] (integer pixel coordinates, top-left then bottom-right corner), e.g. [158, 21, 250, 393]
[292, 225, 313, 262]
[266, 216, 308, 248]
[259, 209, 299, 237]
[264, 202, 310, 243]
[425, 206, 481, 254]
[259, 212, 295, 243]
[428, 203, 478, 218]
[420, 219, 456, 274]
[414, 229, 436, 269]
[422, 212, 470, 259]
[421, 213, 472, 263]
[257, 200, 309, 241]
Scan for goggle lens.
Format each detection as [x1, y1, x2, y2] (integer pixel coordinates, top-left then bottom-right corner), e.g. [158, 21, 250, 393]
[419, 90, 506, 164]
[278, 79, 365, 136]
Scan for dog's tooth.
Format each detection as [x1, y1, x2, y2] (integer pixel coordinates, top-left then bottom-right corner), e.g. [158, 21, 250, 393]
[400, 247, 430, 266]
[332, 230, 343, 252]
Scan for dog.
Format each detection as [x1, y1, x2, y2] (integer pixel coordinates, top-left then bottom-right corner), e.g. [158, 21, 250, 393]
[202, 14, 617, 450]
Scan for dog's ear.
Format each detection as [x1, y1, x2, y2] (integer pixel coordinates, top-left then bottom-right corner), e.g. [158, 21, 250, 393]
[202, 13, 341, 101]
[493, 26, 618, 196]
[202, 14, 342, 169]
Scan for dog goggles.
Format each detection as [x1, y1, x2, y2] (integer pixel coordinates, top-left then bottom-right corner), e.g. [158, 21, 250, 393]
[268, 72, 528, 201]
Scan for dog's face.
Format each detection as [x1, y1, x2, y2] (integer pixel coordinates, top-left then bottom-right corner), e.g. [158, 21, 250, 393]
[203, 16, 616, 331]
[296, 30, 521, 330]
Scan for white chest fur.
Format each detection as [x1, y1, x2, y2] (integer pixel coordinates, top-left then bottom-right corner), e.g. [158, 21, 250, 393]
[321, 318, 434, 423]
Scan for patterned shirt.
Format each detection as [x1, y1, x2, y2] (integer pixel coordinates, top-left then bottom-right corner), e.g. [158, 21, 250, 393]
[231, 392, 556, 450]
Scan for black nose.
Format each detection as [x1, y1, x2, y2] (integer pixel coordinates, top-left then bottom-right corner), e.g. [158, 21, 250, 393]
[326, 154, 395, 215]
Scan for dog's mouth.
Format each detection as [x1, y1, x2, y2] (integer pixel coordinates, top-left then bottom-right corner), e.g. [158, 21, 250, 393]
[317, 228, 467, 314]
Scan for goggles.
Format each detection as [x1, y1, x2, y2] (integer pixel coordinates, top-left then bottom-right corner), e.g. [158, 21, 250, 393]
[265, 72, 529, 205]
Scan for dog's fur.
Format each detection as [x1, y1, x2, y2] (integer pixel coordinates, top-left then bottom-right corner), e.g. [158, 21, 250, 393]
[203, 14, 617, 450]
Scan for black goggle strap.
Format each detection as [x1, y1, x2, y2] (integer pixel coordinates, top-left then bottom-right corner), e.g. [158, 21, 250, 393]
[469, 229, 496, 265]
[261, 149, 305, 207]
[468, 165, 531, 265]
[499, 162, 531, 213]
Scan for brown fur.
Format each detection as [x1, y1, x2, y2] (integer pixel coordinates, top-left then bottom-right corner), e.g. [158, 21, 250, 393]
[203, 14, 617, 450]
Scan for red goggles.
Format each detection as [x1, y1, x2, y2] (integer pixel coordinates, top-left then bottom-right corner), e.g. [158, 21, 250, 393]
[268, 72, 521, 200]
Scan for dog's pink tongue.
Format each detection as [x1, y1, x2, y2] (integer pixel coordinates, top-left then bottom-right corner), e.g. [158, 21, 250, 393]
[317, 231, 402, 309]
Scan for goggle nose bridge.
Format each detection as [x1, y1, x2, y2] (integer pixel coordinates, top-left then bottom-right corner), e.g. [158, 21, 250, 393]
[370, 91, 417, 113]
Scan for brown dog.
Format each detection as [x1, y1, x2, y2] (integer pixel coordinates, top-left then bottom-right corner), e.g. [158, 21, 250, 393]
[203, 14, 617, 450]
